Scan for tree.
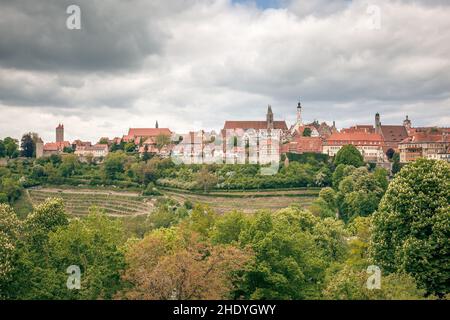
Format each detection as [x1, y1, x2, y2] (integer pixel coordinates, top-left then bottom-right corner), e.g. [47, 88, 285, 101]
[392, 152, 401, 174]
[120, 228, 252, 300]
[323, 266, 427, 300]
[370, 159, 450, 296]
[333, 167, 387, 222]
[334, 145, 364, 167]
[188, 204, 217, 237]
[0, 177, 23, 203]
[103, 151, 127, 180]
[195, 166, 218, 193]
[0, 140, 5, 158]
[0, 204, 21, 292]
[302, 127, 312, 137]
[142, 145, 151, 161]
[124, 141, 136, 153]
[155, 134, 171, 153]
[210, 211, 249, 244]
[63, 146, 74, 153]
[59, 154, 79, 177]
[2, 198, 69, 299]
[332, 164, 355, 189]
[20, 133, 35, 158]
[236, 209, 348, 299]
[46, 209, 126, 299]
[3, 137, 19, 158]
[25, 198, 69, 250]
[386, 148, 395, 160]
[98, 137, 109, 145]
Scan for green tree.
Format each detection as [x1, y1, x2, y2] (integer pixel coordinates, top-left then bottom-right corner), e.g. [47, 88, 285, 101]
[103, 151, 127, 180]
[46, 209, 126, 299]
[0, 204, 21, 296]
[59, 154, 79, 177]
[210, 211, 249, 244]
[334, 145, 364, 167]
[303, 127, 312, 137]
[155, 134, 171, 153]
[188, 203, 217, 237]
[0, 140, 5, 158]
[0, 177, 23, 203]
[3, 198, 69, 299]
[323, 266, 427, 300]
[335, 167, 387, 222]
[236, 208, 348, 299]
[25, 198, 69, 250]
[392, 152, 401, 174]
[195, 166, 218, 192]
[332, 164, 355, 189]
[370, 159, 450, 296]
[3, 137, 19, 158]
[20, 133, 35, 158]
[63, 146, 74, 153]
[124, 141, 136, 153]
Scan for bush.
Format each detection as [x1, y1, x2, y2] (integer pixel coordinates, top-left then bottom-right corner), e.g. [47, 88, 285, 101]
[143, 182, 162, 196]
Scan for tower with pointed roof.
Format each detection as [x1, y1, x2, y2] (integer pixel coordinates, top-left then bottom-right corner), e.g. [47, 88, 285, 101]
[297, 102, 303, 126]
[403, 115, 411, 130]
[375, 113, 381, 134]
[266, 105, 274, 129]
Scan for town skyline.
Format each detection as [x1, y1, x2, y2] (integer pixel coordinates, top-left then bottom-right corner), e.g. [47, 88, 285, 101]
[0, 104, 447, 143]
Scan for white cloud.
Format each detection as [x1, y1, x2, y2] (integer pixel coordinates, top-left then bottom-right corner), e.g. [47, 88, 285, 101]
[0, 0, 449, 142]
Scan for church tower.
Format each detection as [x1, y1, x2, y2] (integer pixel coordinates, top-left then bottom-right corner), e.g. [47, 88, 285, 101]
[155, 120, 159, 129]
[56, 124, 64, 143]
[296, 102, 303, 126]
[403, 115, 411, 129]
[375, 113, 381, 134]
[266, 105, 274, 130]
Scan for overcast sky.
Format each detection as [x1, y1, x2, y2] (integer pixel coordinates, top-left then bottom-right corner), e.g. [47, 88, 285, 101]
[0, 0, 449, 143]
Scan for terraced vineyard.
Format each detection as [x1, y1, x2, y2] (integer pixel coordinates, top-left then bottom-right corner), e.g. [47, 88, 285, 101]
[163, 189, 319, 213]
[28, 188, 154, 217]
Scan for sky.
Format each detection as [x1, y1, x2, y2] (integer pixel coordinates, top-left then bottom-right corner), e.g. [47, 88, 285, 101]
[0, 0, 449, 143]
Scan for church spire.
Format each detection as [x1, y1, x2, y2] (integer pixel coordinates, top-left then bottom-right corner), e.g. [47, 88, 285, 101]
[155, 120, 159, 128]
[297, 101, 303, 126]
[266, 105, 274, 129]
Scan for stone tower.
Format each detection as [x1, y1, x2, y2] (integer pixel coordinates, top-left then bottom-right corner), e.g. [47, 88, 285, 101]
[375, 113, 381, 134]
[266, 105, 274, 130]
[35, 138, 44, 159]
[56, 124, 64, 143]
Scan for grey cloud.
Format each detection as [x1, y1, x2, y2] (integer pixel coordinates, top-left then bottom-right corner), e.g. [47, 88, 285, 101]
[0, 0, 168, 72]
[0, 0, 449, 142]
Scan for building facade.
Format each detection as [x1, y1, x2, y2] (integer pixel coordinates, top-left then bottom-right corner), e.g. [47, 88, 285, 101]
[399, 132, 450, 163]
[323, 132, 385, 162]
[74, 144, 109, 159]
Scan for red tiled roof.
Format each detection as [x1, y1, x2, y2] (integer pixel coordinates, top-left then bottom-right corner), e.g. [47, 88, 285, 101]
[127, 128, 171, 137]
[380, 125, 408, 143]
[327, 132, 383, 142]
[224, 121, 288, 131]
[289, 136, 323, 153]
[400, 132, 450, 144]
[341, 125, 375, 134]
[43, 141, 70, 151]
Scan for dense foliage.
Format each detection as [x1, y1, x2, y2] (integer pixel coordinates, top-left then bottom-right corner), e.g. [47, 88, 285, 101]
[370, 159, 450, 296]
